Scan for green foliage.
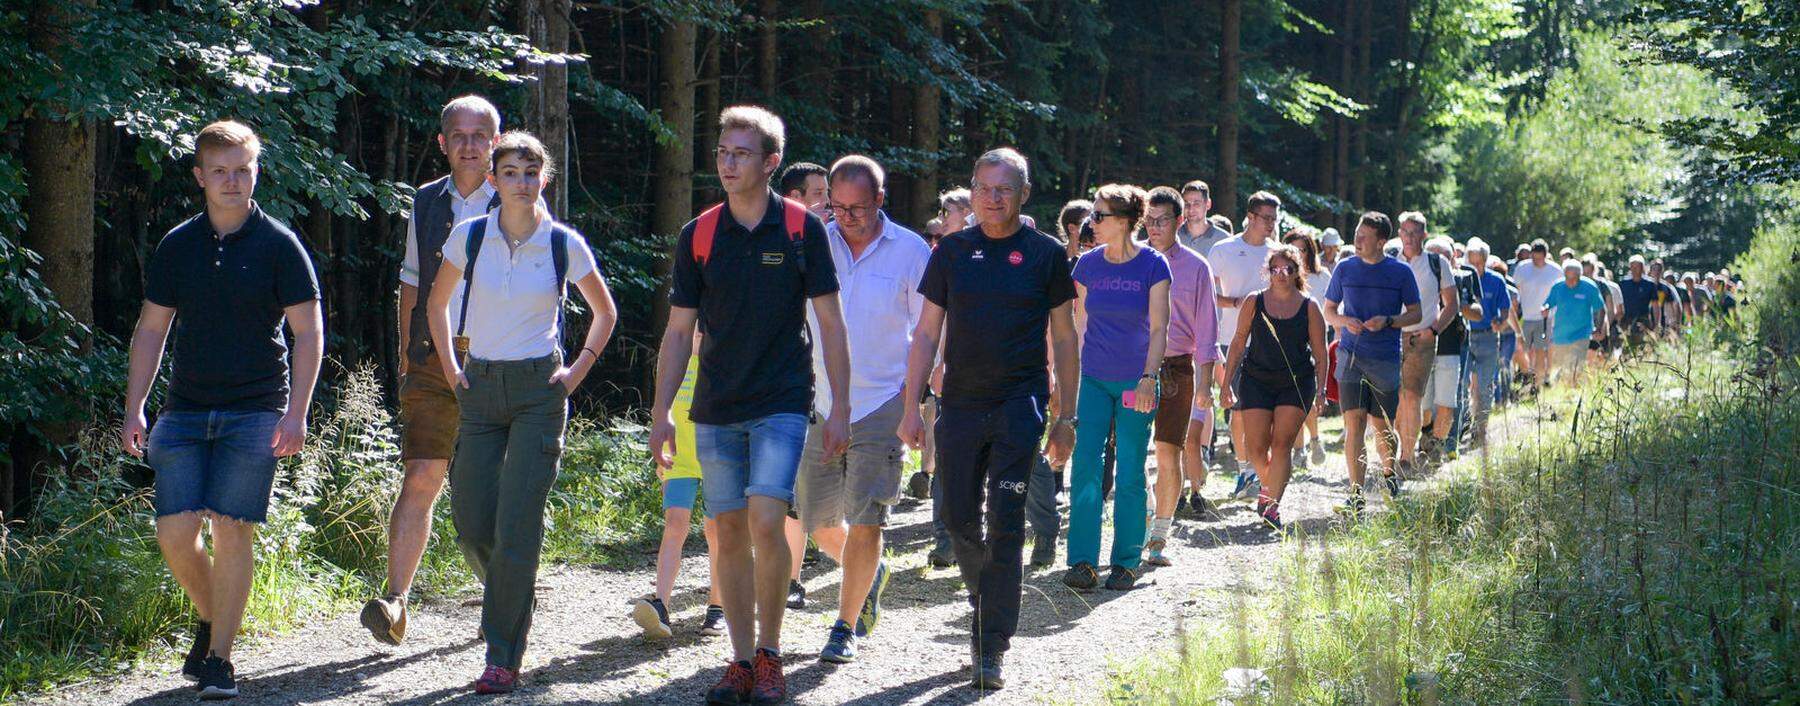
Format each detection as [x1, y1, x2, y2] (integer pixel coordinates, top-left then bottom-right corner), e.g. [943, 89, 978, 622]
[1110, 324, 1800, 703]
[1731, 202, 1800, 351]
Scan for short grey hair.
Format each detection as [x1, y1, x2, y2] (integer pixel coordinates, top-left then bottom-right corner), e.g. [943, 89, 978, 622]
[1398, 211, 1429, 231]
[1426, 235, 1454, 255]
[972, 147, 1030, 189]
[1465, 237, 1491, 256]
[441, 95, 501, 135]
[938, 188, 972, 211]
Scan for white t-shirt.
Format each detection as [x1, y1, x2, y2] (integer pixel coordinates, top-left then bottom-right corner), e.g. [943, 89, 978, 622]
[1515, 260, 1563, 321]
[1404, 251, 1455, 333]
[1305, 269, 1332, 306]
[400, 181, 498, 321]
[1211, 235, 1275, 340]
[441, 214, 599, 361]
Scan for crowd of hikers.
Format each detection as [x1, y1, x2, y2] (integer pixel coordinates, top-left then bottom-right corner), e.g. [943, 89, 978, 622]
[118, 96, 1745, 702]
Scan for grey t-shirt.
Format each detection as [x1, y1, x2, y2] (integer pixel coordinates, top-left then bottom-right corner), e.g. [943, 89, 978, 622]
[1178, 222, 1231, 258]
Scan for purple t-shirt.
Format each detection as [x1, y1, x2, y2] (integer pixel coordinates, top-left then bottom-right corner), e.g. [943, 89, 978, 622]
[1073, 246, 1172, 381]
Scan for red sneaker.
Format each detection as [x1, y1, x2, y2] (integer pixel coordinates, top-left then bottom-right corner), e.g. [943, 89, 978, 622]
[749, 648, 786, 704]
[705, 660, 754, 705]
[473, 665, 518, 694]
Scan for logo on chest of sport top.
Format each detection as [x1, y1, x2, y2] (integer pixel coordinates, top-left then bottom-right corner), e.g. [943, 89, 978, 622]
[761, 252, 785, 266]
[1008, 251, 1023, 266]
[971, 249, 985, 261]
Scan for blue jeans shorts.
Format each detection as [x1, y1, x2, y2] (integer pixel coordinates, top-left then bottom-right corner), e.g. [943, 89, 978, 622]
[147, 410, 282, 523]
[694, 412, 808, 518]
[662, 477, 701, 512]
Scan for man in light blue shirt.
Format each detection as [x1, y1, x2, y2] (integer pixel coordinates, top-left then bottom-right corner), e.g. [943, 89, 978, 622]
[1542, 259, 1608, 385]
[800, 155, 931, 663]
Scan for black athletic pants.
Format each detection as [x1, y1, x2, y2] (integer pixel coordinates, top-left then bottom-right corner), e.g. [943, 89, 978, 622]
[935, 394, 1044, 657]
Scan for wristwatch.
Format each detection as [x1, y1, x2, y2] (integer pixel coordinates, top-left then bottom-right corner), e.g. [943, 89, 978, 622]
[1053, 415, 1078, 431]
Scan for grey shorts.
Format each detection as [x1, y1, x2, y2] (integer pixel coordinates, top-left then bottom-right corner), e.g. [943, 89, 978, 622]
[795, 393, 906, 531]
[1522, 319, 1551, 351]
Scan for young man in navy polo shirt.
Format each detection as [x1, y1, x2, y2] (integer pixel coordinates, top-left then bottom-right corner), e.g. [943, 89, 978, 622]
[649, 105, 852, 705]
[120, 120, 323, 700]
[899, 148, 1080, 690]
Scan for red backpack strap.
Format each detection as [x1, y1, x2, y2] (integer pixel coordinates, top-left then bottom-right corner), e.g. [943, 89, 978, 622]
[780, 196, 808, 242]
[692, 202, 726, 266]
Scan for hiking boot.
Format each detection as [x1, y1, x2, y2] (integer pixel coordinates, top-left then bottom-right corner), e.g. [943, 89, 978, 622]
[785, 579, 807, 610]
[1062, 562, 1099, 592]
[819, 620, 858, 664]
[749, 648, 786, 704]
[971, 651, 1006, 690]
[1028, 536, 1057, 568]
[699, 604, 727, 637]
[1142, 538, 1172, 567]
[927, 545, 956, 568]
[195, 654, 237, 700]
[181, 620, 211, 682]
[705, 660, 754, 705]
[361, 594, 407, 646]
[855, 561, 889, 636]
[472, 665, 518, 695]
[907, 470, 931, 499]
[1103, 565, 1138, 591]
[631, 596, 673, 639]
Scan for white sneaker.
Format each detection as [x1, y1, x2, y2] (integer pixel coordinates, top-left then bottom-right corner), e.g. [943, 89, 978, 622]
[1309, 440, 1326, 465]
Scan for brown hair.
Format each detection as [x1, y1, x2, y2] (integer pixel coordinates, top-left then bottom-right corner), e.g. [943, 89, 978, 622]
[194, 120, 261, 162]
[1181, 180, 1211, 199]
[490, 131, 556, 180]
[1357, 211, 1394, 241]
[1146, 186, 1183, 219]
[1091, 183, 1149, 233]
[1282, 227, 1324, 275]
[1265, 243, 1308, 293]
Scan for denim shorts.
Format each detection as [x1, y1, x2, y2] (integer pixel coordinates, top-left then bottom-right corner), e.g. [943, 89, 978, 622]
[146, 410, 282, 523]
[662, 477, 701, 512]
[695, 412, 809, 518]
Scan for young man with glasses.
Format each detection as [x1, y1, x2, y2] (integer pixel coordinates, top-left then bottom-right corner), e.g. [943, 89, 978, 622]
[1141, 186, 1219, 562]
[651, 105, 852, 705]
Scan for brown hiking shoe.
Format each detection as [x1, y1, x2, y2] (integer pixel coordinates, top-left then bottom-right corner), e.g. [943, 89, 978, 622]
[360, 594, 407, 646]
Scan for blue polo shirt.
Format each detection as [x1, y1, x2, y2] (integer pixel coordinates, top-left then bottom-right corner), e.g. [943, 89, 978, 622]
[1469, 270, 1510, 331]
[1543, 277, 1605, 345]
[144, 204, 320, 412]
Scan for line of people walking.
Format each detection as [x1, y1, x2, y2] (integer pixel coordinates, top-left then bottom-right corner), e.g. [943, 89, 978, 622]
[119, 94, 1744, 703]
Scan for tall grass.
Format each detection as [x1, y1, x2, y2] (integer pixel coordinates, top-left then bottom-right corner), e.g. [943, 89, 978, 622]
[1109, 317, 1800, 703]
[0, 364, 666, 698]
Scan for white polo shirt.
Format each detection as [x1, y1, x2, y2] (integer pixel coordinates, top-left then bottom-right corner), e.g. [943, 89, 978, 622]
[441, 213, 598, 361]
[808, 212, 931, 422]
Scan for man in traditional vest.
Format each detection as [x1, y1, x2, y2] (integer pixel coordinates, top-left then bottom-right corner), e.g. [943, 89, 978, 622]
[361, 95, 505, 645]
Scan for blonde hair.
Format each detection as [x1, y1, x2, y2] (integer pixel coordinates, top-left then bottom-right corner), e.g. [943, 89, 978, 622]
[490, 131, 555, 180]
[194, 120, 261, 161]
[718, 105, 786, 155]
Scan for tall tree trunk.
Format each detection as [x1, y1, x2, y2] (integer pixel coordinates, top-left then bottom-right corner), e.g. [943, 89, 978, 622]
[1335, 0, 1355, 230]
[1391, 0, 1441, 211]
[1217, 0, 1242, 219]
[698, 29, 722, 205]
[757, 0, 779, 99]
[648, 19, 698, 383]
[23, 0, 95, 327]
[908, 10, 944, 228]
[1351, 0, 1372, 211]
[518, 0, 571, 214]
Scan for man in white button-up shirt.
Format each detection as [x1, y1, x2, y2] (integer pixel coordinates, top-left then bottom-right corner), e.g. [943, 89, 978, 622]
[798, 155, 931, 663]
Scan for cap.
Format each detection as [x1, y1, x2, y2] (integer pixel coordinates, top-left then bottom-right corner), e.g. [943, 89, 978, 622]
[1562, 259, 1582, 273]
[1321, 227, 1342, 247]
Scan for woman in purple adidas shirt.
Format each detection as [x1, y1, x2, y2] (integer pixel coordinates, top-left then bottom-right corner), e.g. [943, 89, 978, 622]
[1063, 184, 1171, 592]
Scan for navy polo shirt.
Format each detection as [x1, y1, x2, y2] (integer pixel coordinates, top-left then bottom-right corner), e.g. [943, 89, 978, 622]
[670, 191, 839, 425]
[144, 204, 320, 413]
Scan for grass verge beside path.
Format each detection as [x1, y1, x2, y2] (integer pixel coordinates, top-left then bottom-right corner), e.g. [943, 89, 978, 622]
[0, 365, 665, 699]
[1108, 326, 1800, 704]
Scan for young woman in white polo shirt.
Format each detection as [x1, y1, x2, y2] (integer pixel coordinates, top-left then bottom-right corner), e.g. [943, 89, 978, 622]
[425, 131, 617, 694]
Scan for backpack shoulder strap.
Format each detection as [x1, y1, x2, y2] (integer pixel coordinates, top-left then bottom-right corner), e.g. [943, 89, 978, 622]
[456, 216, 488, 337]
[780, 197, 808, 241]
[693, 203, 726, 266]
[550, 223, 572, 339]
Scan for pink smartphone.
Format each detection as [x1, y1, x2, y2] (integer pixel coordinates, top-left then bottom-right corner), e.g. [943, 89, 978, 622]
[1122, 391, 1138, 408]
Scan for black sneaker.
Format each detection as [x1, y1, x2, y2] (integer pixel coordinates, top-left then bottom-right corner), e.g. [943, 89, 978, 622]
[1103, 565, 1138, 591]
[699, 604, 727, 637]
[1339, 490, 1367, 519]
[907, 470, 931, 499]
[786, 579, 807, 610]
[928, 545, 956, 568]
[631, 596, 673, 639]
[1175, 492, 1191, 516]
[1061, 562, 1099, 592]
[1383, 471, 1403, 498]
[1260, 501, 1284, 531]
[1028, 536, 1056, 568]
[972, 651, 1006, 690]
[181, 620, 211, 682]
[196, 654, 237, 700]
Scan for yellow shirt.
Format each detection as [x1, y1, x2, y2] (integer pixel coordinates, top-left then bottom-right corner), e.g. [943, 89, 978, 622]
[666, 355, 703, 480]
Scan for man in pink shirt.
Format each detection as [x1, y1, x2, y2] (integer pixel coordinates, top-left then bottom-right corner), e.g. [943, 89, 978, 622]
[1141, 186, 1220, 566]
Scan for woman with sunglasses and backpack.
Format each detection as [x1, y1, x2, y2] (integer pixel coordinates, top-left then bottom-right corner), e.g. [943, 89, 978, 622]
[1219, 244, 1327, 530]
[425, 131, 618, 694]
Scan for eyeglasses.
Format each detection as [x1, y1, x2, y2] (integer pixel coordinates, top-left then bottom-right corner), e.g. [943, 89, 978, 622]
[1143, 215, 1176, 228]
[1268, 265, 1296, 275]
[715, 147, 762, 165]
[1089, 210, 1121, 223]
[828, 203, 875, 220]
[971, 183, 1018, 201]
[1246, 211, 1279, 224]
